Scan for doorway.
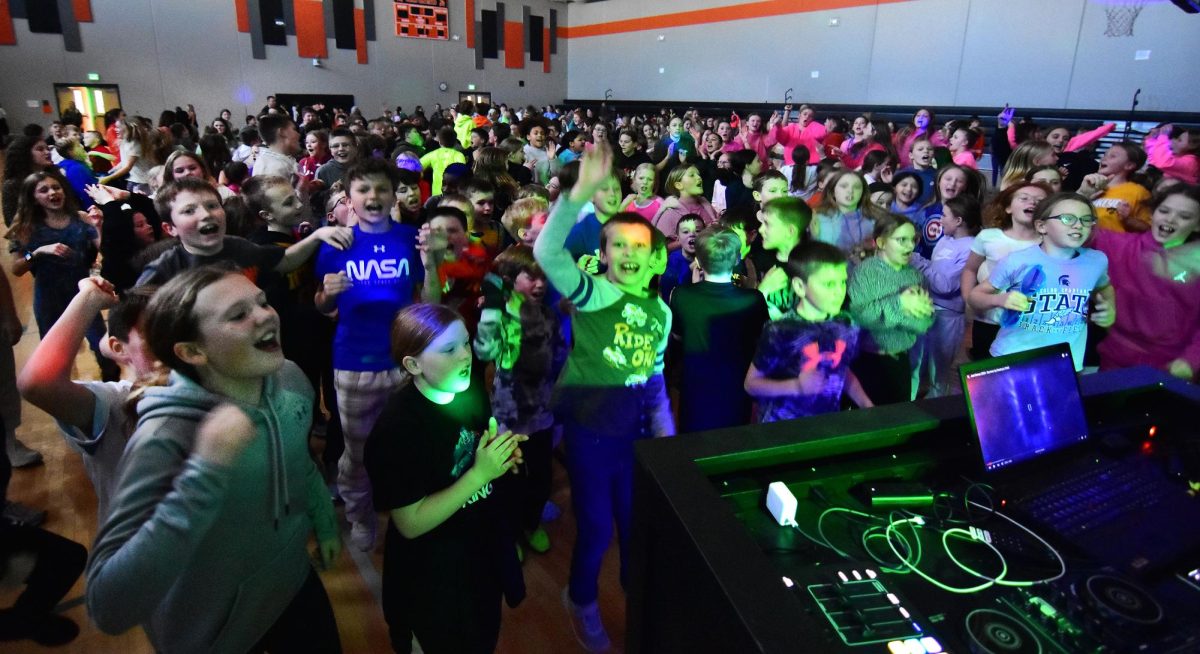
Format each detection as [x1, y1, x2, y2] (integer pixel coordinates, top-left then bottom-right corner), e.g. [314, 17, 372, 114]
[53, 84, 122, 132]
[459, 91, 492, 107]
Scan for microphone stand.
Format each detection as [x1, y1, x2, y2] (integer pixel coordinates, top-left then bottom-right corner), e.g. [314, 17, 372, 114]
[1124, 88, 1141, 141]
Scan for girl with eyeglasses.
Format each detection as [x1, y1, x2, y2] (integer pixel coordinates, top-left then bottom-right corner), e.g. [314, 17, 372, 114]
[969, 192, 1115, 371]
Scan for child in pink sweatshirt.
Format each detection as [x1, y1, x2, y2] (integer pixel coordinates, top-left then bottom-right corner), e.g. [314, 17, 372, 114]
[1092, 184, 1200, 380]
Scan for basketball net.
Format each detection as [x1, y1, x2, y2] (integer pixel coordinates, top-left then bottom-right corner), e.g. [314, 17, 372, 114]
[1104, 0, 1147, 37]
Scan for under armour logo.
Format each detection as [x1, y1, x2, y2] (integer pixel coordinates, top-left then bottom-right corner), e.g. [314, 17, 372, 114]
[1176, 270, 1189, 283]
[373, 245, 386, 253]
[800, 340, 847, 372]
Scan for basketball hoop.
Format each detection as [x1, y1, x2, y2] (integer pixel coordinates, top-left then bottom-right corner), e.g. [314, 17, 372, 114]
[1103, 0, 1147, 37]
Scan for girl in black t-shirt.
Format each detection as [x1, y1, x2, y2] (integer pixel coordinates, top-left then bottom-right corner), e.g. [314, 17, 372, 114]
[364, 303, 526, 654]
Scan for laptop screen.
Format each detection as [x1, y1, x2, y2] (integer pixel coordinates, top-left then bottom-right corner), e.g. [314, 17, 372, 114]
[961, 344, 1089, 472]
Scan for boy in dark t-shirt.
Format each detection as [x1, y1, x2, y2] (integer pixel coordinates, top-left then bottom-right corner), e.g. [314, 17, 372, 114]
[670, 226, 768, 432]
[136, 177, 351, 287]
[746, 242, 873, 422]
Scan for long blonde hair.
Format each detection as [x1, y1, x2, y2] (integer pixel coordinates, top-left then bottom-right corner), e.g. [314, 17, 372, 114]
[999, 140, 1055, 190]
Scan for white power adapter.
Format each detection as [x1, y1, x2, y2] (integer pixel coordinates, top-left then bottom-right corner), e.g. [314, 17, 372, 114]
[767, 481, 798, 526]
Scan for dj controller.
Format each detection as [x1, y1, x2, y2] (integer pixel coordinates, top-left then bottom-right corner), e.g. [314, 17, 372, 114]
[787, 559, 1200, 653]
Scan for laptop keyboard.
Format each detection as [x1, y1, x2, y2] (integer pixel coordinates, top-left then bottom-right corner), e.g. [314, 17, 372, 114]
[1020, 462, 1167, 537]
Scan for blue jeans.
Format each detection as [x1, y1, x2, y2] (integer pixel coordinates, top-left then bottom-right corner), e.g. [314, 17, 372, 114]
[565, 427, 640, 606]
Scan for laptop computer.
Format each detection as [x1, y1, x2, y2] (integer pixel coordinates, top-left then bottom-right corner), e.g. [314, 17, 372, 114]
[960, 344, 1200, 575]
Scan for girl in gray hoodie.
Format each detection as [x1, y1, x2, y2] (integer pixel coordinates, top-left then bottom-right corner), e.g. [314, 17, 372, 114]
[86, 265, 341, 654]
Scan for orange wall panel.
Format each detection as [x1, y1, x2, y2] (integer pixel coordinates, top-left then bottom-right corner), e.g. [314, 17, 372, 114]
[465, 0, 475, 48]
[73, 0, 92, 22]
[234, 0, 249, 32]
[0, 0, 13, 45]
[354, 7, 367, 64]
[294, 0, 327, 58]
[504, 21, 522, 69]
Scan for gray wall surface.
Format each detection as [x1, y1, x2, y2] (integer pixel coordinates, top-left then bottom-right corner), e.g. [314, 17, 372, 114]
[565, 0, 1200, 113]
[0, 0, 569, 129]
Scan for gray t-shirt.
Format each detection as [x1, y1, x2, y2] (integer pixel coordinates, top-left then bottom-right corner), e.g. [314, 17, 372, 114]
[54, 380, 133, 520]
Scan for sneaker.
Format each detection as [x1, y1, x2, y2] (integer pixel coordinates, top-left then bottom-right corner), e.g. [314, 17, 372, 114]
[350, 519, 375, 552]
[542, 500, 562, 522]
[525, 526, 551, 553]
[6, 439, 43, 468]
[562, 587, 611, 652]
[2, 502, 47, 528]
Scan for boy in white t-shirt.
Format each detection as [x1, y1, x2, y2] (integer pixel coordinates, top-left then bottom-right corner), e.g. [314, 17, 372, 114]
[18, 277, 158, 519]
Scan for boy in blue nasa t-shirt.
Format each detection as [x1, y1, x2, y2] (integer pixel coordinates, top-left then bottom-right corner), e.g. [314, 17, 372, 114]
[315, 159, 445, 551]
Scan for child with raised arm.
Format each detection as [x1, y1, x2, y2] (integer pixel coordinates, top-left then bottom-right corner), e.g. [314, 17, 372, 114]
[970, 192, 1115, 370]
[746, 241, 872, 422]
[1092, 185, 1200, 379]
[1145, 124, 1199, 186]
[314, 158, 447, 551]
[1078, 142, 1152, 233]
[86, 266, 341, 654]
[136, 177, 352, 287]
[533, 141, 673, 653]
[17, 278, 155, 518]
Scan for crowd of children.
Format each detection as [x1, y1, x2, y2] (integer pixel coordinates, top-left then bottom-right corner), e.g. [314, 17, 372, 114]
[1, 96, 1197, 652]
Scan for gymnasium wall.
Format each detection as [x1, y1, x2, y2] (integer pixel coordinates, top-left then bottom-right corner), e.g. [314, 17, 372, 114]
[563, 0, 1200, 114]
[0, 0, 569, 129]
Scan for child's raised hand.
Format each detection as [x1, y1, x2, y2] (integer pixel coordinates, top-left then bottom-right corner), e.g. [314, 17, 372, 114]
[322, 271, 353, 298]
[577, 251, 601, 275]
[193, 404, 258, 468]
[77, 276, 119, 309]
[85, 183, 115, 205]
[312, 225, 354, 250]
[1079, 173, 1108, 198]
[998, 104, 1015, 128]
[570, 139, 614, 203]
[418, 222, 449, 257]
[999, 290, 1032, 313]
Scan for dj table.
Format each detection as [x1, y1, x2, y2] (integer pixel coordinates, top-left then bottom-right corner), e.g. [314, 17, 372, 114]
[628, 367, 1200, 654]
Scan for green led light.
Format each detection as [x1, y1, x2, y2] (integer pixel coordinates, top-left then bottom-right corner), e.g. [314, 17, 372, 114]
[87, 72, 100, 81]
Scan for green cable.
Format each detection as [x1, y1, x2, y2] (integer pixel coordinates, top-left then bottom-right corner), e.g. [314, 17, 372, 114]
[884, 518, 998, 594]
